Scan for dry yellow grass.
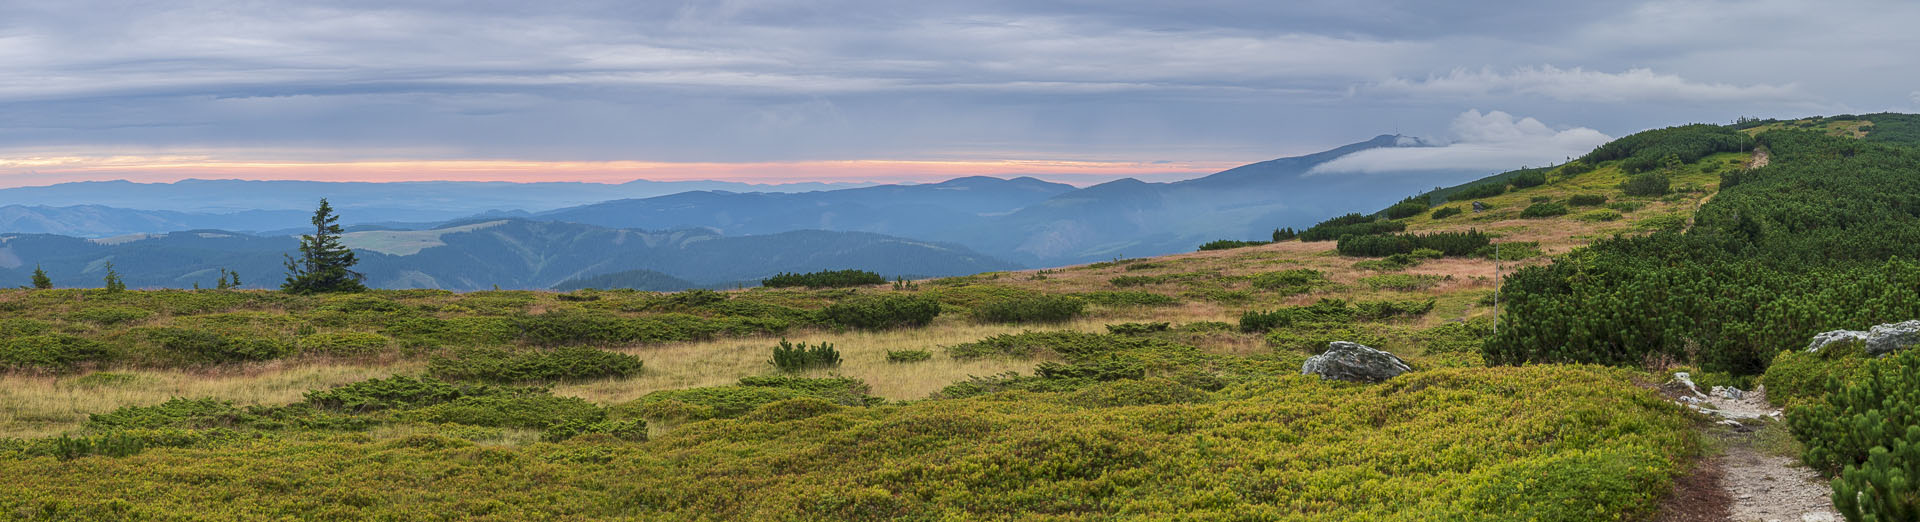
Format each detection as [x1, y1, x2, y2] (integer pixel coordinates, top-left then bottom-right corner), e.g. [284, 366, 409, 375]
[0, 360, 419, 438]
[554, 318, 1121, 403]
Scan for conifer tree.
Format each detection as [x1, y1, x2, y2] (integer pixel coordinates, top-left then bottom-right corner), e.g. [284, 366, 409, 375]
[30, 265, 51, 289]
[281, 199, 366, 294]
[102, 261, 125, 292]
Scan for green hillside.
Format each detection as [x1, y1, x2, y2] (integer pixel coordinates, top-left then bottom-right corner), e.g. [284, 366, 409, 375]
[3, 116, 1918, 519]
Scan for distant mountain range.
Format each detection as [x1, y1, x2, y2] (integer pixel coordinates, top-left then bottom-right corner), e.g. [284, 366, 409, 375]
[0, 133, 1514, 287]
[0, 220, 1012, 291]
[0, 178, 872, 234]
[528, 134, 1489, 264]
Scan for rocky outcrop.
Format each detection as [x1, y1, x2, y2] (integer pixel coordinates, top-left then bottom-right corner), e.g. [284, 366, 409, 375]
[1864, 320, 1920, 356]
[1301, 341, 1410, 383]
[1805, 320, 1920, 356]
[1805, 330, 1867, 353]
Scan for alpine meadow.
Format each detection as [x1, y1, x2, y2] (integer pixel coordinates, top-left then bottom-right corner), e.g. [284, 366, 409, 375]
[5, 2, 1920, 521]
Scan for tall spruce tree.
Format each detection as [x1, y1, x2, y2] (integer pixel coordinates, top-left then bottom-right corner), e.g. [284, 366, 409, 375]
[30, 264, 51, 289]
[281, 199, 366, 294]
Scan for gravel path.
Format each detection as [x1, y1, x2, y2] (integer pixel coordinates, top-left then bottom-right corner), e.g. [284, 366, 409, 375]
[1661, 377, 1838, 522]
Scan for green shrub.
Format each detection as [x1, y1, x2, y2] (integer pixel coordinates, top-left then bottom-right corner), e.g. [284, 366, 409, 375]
[427, 347, 644, 384]
[1355, 299, 1436, 320]
[0, 318, 52, 339]
[1449, 183, 1508, 201]
[295, 332, 391, 356]
[760, 269, 886, 289]
[1576, 210, 1623, 222]
[1519, 202, 1570, 218]
[67, 306, 153, 326]
[403, 395, 606, 429]
[620, 376, 874, 420]
[303, 375, 538, 413]
[1066, 378, 1208, 407]
[1238, 299, 1357, 332]
[87, 398, 247, 430]
[1620, 172, 1671, 196]
[821, 294, 940, 330]
[1509, 169, 1548, 189]
[1337, 230, 1491, 257]
[0, 334, 111, 371]
[1383, 199, 1431, 219]
[770, 339, 841, 371]
[145, 327, 290, 364]
[1359, 273, 1450, 291]
[1247, 269, 1327, 294]
[1784, 350, 1920, 520]
[1762, 346, 1873, 408]
[972, 295, 1085, 324]
[1430, 206, 1464, 219]
[1107, 275, 1162, 287]
[744, 397, 843, 422]
[1106, 322, 1171, 335]
[886, 349, 932, 363]
[1073, 291, 1178, 307]
[1607, 201, 1647, 213]
[1568, 194, 1609, 206]
[542, 419, 647, 442]
[1298, 214, 1408, 241]
[1265, 323, 1388, 353]
[1197, 239, 1268, 251]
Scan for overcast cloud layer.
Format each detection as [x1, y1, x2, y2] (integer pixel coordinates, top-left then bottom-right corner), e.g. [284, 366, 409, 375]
[1, 0, 1915, 186]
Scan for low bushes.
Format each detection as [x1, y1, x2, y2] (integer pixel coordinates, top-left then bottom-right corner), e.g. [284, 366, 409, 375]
[1784, 349, 1920, 520]
[304, 375, 536, 413]
[1430, 206, 1464, 219]
[295, 332, 391, 356]
[1383, 199, 1431, 219]
[886, 349, 931, 363]
[1449, 182, 1508, 201]
[67, 306, 153, 326]
[1197, 239, 1268, 251]
[618, 376, 876, 421]
[1359, 273, 1451, 291]
[821, 294, 940, 330]
[542, 419, 647, 443]
[403, 395, 606, 430]
[1073, 291, 1178, 307]
[760, 269, 886, 289]
[1620, 172, 1671, 196]
[1508, 169, 1548, 189]
[0, 334, 110, 371]
[1106, 322, 1171, 335]
[1520, 202, 1570, 218]
[427, 347, 644, 384]
[145, 327, 291, 364]
[1247, 269, 1327, 294]
[1238, 299, 1357, 333]
[1299, 213, 1408, 242]
[972, 295, 1085, 324]
[1568, 194, 1609, 206]
[770, 339, 841, 371]
[1337, 230, 1491, 257]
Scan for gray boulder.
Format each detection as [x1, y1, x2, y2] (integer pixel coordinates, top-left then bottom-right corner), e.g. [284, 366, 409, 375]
[1302, 341, 1411, 383]
[1472, 201, 1489, 213]
[1806, 329, 1868, 352]
[1865, 320, 1920, 356]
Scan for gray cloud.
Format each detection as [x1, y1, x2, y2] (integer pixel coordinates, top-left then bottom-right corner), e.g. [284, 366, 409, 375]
[1309, 110, 1611, 175]
[0, 0, 1915, 172]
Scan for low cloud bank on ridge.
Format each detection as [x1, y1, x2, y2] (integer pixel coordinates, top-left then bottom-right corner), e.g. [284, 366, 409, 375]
[1307, 110, 1611, 175]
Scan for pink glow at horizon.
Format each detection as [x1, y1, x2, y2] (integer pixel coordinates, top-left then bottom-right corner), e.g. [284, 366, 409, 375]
[0, 155, 1243, 188]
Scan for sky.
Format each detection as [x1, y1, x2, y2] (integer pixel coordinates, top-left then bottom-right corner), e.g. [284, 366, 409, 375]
[0, 0, 1914, 188]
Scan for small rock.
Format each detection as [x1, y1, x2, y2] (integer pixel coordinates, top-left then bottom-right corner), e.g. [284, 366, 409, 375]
[1712, 385, 1746, 400]
[1720, 419, 1745, 428]
[1865, 320, 1920, 356]
[1301, 341, 1411, 383]
[1806, 329, 1867, 352]
[1670, 372, 1707, 397]
[1472, 201, 1488, 212]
